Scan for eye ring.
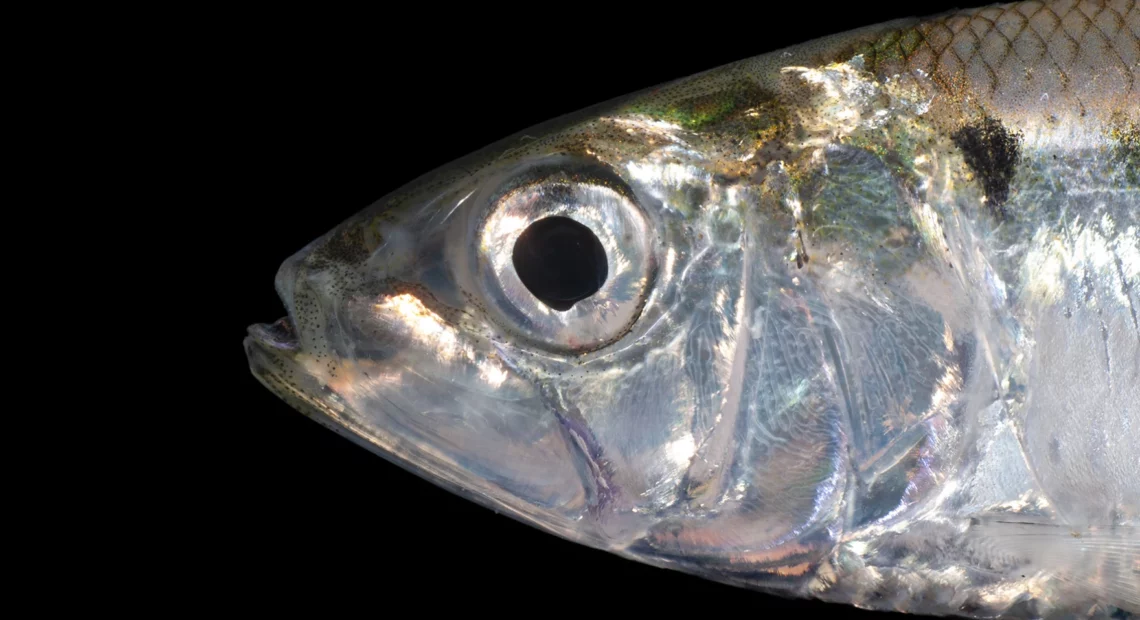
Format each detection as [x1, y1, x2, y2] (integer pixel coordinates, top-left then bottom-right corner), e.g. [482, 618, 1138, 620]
[475, 157, 656, 353]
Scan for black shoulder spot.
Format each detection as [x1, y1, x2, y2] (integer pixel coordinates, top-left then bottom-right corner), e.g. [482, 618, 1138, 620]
[950, 116, 1022, 216]
[1109, 119, 1138, 184]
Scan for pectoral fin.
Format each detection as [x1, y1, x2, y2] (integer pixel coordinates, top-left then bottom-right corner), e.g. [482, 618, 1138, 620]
[968, 516, 1139, 612]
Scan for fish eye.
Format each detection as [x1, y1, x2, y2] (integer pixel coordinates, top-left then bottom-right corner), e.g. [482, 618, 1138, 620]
[511, 216, 608, 312]
[475, 157, 656, 353]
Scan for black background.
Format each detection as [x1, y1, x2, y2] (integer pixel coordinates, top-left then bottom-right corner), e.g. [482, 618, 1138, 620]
[217, 3, 978, 615]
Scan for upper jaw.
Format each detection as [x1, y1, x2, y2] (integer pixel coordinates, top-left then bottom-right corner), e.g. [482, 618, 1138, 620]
[246, 316, 298, 353]
[243, 322, 618, 552]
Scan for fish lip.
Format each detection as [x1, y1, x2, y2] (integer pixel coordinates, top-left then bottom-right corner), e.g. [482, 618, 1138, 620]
[246, 316, 298, 353]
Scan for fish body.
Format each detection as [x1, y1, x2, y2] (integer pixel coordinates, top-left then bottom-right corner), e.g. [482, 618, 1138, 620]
[246, 1, 1139, 617]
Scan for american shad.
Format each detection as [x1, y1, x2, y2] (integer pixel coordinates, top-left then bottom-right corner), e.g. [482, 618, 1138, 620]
[246, 1, 1139, 617]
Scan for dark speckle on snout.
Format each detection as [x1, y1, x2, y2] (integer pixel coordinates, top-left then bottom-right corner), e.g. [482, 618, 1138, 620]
[309, 223, 368, 269]
[951, 116, 1022, 217]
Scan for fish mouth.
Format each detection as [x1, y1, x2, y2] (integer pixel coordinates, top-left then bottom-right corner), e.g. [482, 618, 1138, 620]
[246, 316, 299, 353]
[244, 316, 302, 393]
[243, 314, 361, 452]
[244, 316, 318, 412]
[242, 314, 608, 550]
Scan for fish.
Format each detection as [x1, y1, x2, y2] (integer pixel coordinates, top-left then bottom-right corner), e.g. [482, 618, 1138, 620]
[244, 1, 1140, 617]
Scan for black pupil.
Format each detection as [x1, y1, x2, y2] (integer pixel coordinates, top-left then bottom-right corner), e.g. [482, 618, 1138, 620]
[512, 216, 608, 311]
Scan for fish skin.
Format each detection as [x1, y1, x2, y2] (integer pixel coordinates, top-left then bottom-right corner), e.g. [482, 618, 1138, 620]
[246, 1, 1139, 618]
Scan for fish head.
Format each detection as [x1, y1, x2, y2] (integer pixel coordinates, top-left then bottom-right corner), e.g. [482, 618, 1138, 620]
[245, 4, 1140, 615]
[247, 55, 984, 578]
[242, 106, 742, 538]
